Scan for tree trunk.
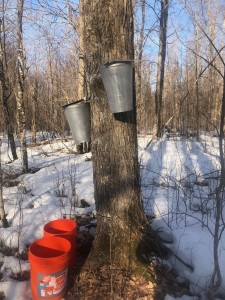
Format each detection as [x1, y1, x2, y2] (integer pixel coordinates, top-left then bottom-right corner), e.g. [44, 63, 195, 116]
[31, 78, 38, 143]
[209, 68, 225, 300]
[82, 0, 147, 270]
[16, 0, 28, 173]
[0, 139, 9, 228]
[0, 18, 18, 160]
[153, 0, 169, 138]
[194, 23, 200, 139]
[136, 0, 146, 133]
[76, 1, 90, 154]
[77, 0, 85, 100]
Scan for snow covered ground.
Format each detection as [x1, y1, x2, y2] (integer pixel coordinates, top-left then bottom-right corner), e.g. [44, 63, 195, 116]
[0, 133, 224, 299]
[140, 134, 225, 299]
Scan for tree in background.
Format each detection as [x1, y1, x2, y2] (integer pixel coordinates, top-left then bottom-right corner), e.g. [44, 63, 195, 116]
[76, 0, 90, 153]
[154, 0, 169, 137]
[182, 1, 225, 297]
[0, 139, 9, 228]
[16, 0, 28, 172]
[0, 3, 17, 160]
[135, 0, 146, 132]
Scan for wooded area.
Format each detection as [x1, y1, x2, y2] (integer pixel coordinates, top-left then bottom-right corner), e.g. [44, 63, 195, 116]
[0, 0, 224, 142]
[1, 0, 225, 299]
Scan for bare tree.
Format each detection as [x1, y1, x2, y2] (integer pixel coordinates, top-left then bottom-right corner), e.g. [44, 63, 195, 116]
[0, 139, 9, 228]
[77, 0, 85, 101]
[31, 76, 38, 143]
[153, 0, 169, 137]
[209, 63, 225, 300]
[181, 2, 225, 297]
[16, 0, 28, 173]
[0, 5, 18, 160]
[135, 0, 146, 132]
[76, 0, 90, 153]
[194, 21, 200, 138]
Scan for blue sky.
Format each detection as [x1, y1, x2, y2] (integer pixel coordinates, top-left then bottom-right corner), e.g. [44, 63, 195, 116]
[2, 0, 223, 80]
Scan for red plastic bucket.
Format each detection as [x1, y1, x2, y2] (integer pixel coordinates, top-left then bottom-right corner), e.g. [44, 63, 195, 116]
[43, 219, 77, 267]
[29, 236, 71, 300]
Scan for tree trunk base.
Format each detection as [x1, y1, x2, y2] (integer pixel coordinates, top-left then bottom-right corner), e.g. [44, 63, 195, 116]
[67, 239, 191, 299]
[66, 225, 191, 299]
[69, 265, 158, 299]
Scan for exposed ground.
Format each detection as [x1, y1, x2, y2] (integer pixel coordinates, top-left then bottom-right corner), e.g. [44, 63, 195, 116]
[66, 217, 192, 300]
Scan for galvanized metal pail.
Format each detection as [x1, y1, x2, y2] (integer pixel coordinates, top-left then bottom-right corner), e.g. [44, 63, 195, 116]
[100, 61, 133, 113]
[62, 100, 90, 144]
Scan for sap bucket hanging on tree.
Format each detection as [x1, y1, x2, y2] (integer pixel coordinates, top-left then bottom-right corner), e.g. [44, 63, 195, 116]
[100, 60, 134, 113]
[62, 100, 90, 144]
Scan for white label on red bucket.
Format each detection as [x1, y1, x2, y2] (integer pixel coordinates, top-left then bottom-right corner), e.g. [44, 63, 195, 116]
[37, 268, 68, 298]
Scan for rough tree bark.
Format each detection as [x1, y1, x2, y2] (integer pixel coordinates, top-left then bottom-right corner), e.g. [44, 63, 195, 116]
[82, 0, 148, 271]
[16, 0, 28, 173]
[0, 17, 18, 161]
[153, 0, 169, 138]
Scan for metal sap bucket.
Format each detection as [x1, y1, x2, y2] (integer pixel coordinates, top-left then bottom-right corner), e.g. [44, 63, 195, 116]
[100, 61, 133, 113]
[62, 100, 90, 144]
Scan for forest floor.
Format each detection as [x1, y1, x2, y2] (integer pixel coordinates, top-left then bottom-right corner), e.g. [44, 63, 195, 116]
[0, 133, 224, 299]
[66, 223, 193, 300]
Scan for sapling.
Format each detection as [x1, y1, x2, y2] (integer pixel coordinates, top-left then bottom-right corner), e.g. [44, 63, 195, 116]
[67, 157, 79, 217]
[52, 164, 67, 208]
[0, 139, 9, 227]
[16, 189, 25, 277]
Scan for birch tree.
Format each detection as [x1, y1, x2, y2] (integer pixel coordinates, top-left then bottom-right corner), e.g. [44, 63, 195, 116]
[16, 0, 28, 173]
[0, 139, 9, 228]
